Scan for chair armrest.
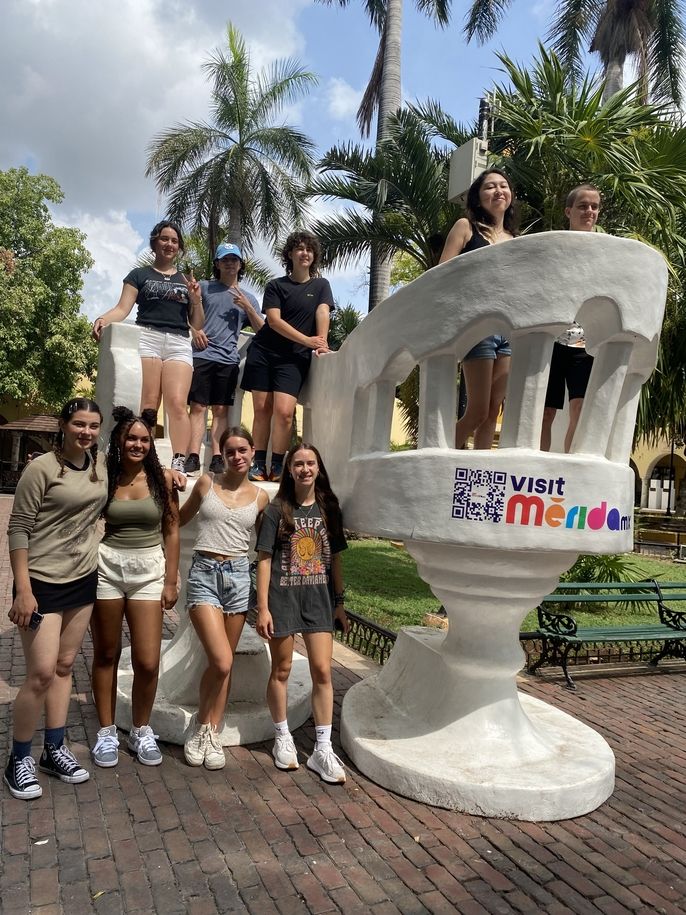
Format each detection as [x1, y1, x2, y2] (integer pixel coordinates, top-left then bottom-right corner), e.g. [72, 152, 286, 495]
[537, 606, 578, 636]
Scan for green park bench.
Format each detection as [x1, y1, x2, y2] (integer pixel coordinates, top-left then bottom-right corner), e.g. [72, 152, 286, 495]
[530, 579, 686, 690]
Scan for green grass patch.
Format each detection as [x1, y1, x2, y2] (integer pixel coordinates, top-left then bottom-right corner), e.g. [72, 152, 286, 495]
[342, 541, 686, 633]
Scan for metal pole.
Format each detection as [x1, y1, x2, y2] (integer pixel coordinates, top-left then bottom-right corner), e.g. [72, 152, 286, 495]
[667, 438, 675, 517]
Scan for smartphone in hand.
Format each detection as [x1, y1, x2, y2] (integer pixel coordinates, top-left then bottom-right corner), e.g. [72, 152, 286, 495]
[28, 611, 44, 631]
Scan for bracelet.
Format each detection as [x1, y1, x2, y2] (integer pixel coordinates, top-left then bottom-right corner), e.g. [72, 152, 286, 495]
[334, 591, 345, 606]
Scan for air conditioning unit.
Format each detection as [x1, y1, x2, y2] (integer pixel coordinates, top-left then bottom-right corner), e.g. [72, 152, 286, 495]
[448, 138, 489, 204]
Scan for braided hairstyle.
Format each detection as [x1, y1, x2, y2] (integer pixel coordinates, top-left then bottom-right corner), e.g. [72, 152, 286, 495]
[275, 442, 344, 542]
[105, 406, 173, 523]
[54, 398, 103, 481]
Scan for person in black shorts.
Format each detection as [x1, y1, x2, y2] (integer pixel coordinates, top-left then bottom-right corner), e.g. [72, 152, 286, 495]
[240, 232, 333, 482]
[186, 243, 263, 475]
[541, 184, 601, 452]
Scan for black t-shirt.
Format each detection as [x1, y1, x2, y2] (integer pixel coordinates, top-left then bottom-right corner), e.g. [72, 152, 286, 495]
[124, 266, 191, 337]
[255, 500, 347, 637]
[252, 275, 333, 358]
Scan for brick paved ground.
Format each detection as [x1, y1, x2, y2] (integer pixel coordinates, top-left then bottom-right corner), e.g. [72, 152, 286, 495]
[1, 493, 686, 914]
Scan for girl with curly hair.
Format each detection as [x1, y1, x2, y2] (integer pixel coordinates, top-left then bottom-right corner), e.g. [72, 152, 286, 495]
[255, 443, 349, 784]
[440, 169, 519, 450]
[90, 406, 180, 768]
[240, 231, 334, 482]
[5, 398, 106, 800]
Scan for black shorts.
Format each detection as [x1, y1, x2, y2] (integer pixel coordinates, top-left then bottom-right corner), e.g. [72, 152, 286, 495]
[188, 359, 240, 406]
[240, 343, 310, 398]
[13, 569, 98, 614]
[545, 343, 594, 410]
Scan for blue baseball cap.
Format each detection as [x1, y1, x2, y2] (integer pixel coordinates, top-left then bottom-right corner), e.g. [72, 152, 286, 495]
[214, 243, 243, 262]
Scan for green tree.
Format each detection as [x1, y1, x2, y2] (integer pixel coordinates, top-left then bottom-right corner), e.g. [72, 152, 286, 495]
[146, 24, 317, 266]
[0, 168, 96, 411]
[318, 0, 450, 311]
[328, 303, 362, 350]
[465, 0, 685, 106]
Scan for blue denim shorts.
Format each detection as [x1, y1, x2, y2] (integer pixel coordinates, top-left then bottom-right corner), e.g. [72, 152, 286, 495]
[186, 552, 251, 615]
[464, 334, 512, 361]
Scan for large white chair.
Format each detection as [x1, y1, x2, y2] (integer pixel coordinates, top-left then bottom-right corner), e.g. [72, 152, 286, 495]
[302, 232, 667, 820]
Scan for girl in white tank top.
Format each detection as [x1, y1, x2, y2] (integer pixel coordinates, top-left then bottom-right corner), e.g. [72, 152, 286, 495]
[179, 427, 270, 770]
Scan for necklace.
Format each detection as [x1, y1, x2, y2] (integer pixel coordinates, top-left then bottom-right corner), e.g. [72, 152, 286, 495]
[298, 501, 317, 519]
[119, 469, 144, 487]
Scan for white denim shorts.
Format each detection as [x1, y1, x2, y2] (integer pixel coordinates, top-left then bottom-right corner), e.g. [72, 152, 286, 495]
[97, 543, 166, 601]
[138, 326, 193, 366]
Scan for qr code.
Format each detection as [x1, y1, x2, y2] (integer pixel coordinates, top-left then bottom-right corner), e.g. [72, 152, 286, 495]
[452, 468, 506, 523]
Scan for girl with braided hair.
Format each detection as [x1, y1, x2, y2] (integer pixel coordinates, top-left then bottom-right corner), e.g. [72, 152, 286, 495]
[5, 398, 107, 800]
[90, 406, 180, 768]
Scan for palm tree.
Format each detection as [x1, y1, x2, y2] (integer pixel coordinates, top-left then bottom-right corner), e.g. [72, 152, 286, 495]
[145, 24, 317, 262]
[318, 0, 450, 310]
[465, 0, 685, 106]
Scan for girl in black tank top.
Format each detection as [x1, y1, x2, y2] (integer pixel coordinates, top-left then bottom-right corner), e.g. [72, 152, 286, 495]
[439, 169, 519, 450]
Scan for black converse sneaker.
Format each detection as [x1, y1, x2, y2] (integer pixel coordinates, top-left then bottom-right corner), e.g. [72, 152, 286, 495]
[39, 743, 90, 784]
[4, 754, 42, 799]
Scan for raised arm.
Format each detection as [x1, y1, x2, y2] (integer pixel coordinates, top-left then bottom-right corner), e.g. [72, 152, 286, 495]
[179, 474, 210, 526]
[186, 270, 204, 331]
[233, 287, 265, 333]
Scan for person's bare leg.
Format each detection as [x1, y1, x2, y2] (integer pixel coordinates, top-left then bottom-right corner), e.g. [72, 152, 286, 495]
[43, 605, 94, 728]
[251, 391, 273, 451]
[455, 359, 493, 449]
[302, 632, 334, 726]
[209, 404, 228, 456]
[140, 357, 163, 414]
[12, 616, 62, 741]
[272, 392, 299, 454]
[190, 605, 246, 725]
[161, 360, 193, 456]
[189, 402, 208, 455]
[266, 636, 295, 723]
[473, 354, 511, 450]
[90, 598, 126, 725]
[565, 398, 584, 453]
[125, 599, 164, 727]
[541, 407, 557, 451]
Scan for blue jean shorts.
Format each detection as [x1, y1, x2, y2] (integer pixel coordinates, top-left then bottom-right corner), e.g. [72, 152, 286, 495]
[464, 334, 512, 361]
[186, 552, 251, 615]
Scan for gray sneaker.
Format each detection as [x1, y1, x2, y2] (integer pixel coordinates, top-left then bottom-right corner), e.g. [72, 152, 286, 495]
[127, 726, 162, 766]
[92, 725, 119, 768]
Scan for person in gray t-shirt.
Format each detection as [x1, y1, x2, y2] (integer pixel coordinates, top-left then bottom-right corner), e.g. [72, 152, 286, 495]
[187, 244, 263, 475]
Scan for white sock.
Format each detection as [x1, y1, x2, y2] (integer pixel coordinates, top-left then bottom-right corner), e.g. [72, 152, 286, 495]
[273, 720, 290, 737]
[315, 724, 332, 749]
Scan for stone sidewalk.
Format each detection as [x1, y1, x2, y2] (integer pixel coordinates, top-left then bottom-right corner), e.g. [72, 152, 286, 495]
[1, 493, 685, 914]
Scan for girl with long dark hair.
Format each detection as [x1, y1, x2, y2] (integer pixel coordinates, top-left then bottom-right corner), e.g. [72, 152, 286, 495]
[92, 220, 204, 477]
[180, 426, 269, 769]
[255, 443, 349, 784]
[90, 406, 179, 768]
[5, 398, 107, 800]
[440, 169, 519, 450]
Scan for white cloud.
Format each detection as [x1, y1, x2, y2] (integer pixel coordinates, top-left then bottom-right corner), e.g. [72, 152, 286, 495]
[326, 77, 364, 121]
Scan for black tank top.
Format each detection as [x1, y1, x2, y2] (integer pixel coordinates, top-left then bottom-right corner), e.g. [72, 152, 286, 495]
[461, 224, 490, 254]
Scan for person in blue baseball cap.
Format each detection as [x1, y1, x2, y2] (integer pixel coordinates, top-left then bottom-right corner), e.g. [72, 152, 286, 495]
[185, 242, 264, 475]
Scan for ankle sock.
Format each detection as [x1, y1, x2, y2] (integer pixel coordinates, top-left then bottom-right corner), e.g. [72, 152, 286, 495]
[271, 452, 285, 467]
[12, 738, 33, 761]
[255, 450, 267, 465]
[273, 720, 290, 738]
[44, 726, 65, 749]
[314, 724, 332, 749]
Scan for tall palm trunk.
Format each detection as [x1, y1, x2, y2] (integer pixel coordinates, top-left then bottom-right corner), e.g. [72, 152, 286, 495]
[368, 0, 402, 311]
[602, 56, 625, 101]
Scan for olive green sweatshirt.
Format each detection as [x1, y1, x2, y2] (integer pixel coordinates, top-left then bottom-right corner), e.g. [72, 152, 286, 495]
[8, 451, 108, 582]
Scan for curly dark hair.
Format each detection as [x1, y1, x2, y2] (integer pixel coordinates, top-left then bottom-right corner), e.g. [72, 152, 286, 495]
[54, 398, 103, 481]
[281, 231, 321, 277]
[104, 406, 173, 523]
[149, 220, 185, 255]
[274, 442, 344, 542]
[466, 169, 519, 239]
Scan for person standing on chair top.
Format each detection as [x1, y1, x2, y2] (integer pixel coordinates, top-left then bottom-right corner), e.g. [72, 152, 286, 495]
[240, 232, 333, 483]
[186, 244, 263, 476]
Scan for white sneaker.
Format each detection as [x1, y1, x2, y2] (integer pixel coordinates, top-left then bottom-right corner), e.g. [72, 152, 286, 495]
[272, 734, 299, 770]
[204, 728, 226, 770]
[91, 725, 119, 768]
[170, 454, 187, 476]
[307, 745, 346, 784]
[184, 721, 210, 767]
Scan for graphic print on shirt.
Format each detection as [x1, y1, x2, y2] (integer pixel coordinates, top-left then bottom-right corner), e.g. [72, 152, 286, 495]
[141, 279, 189, 305]
[280, 516, 330, 587]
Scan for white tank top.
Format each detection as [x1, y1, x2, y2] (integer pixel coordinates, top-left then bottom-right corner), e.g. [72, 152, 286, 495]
[193, 478, 260, 555]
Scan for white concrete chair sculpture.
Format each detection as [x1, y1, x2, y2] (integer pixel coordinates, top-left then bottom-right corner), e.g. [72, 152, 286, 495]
[302, 232, 667, 821]
[95, 324, 312, 746]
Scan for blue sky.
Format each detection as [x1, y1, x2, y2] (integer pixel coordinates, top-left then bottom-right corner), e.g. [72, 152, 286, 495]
[0, 0, 574, 318]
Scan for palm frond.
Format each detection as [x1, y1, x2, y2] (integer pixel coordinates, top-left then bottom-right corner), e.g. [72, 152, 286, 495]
[463, 0, 514, 44]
